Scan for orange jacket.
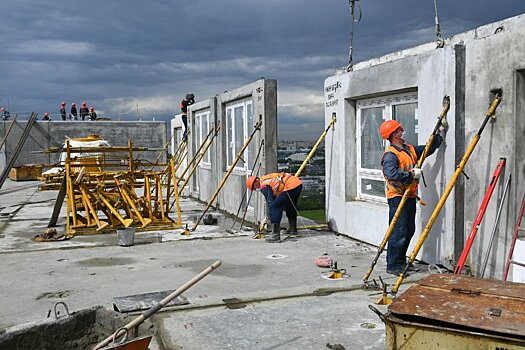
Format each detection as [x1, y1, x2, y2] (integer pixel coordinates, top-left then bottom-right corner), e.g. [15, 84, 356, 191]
[382, 145, 417, 199]
[259, 173, 302, 197]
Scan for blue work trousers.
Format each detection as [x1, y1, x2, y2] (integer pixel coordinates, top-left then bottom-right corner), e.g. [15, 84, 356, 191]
[267, 185, 303, 224]
[386, 196, 416, 271]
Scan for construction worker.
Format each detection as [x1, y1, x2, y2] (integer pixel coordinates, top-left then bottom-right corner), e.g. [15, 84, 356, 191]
[379, 119, 446, 276]
[89, 106, 97, 121]
[180, 93, 195, 140]
[70, 102, 78, 120]
[42, 112, 50, 121]
[60, 101, 67, 121]
[1, 107, 10, 120]
[79, 101, 89, 121]
[246, 173, 303, 243]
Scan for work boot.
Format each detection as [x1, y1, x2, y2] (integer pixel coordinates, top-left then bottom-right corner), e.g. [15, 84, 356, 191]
[265, 223, 281, 243]
[287, 217, 298, 235]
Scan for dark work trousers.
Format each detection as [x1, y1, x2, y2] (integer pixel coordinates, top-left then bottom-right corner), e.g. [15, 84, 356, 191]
[386, 196, 416, 271]
[267, 184, 303, 224]
[182, 115, 188, 138]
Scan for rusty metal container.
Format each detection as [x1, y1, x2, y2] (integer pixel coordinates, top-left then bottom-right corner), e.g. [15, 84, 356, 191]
[380, 274, 525, 349]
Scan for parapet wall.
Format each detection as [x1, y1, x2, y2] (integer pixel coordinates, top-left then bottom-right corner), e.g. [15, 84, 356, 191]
[0, 120, 167, 167]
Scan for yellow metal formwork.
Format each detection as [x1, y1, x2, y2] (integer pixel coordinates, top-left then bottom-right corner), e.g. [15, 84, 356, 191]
[61, 139, 182, 236]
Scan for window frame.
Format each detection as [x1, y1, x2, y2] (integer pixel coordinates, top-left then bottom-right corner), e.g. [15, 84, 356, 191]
[225, 98, 254, 173]
[356, 92, 418, 203]
[195, 110, 211, 168]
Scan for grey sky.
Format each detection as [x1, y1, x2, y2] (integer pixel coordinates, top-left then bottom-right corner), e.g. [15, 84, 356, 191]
[1, 1, 524, 140]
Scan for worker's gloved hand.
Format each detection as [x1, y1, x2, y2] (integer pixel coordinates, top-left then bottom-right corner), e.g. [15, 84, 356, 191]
[438, 118, 448, 133]
[412, 168, 422, 180]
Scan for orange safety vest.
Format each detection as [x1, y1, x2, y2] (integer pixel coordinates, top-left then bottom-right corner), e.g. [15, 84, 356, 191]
[259, 173, 302, 197]
[382, 145, 418, 199]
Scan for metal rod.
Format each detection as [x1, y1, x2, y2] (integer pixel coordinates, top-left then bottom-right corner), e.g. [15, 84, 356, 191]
[363, 96, 450, 283]
[480, 174, 511, 278]
[191, 119, 262, 231]
[0, 113, 19, 150]
[177, 126, 216, 186]
[178, 125, 220, 195]
[93, 260, 222, 350]
[0, 113, 37, 189]
[454, 158, 506, 274]
[391, 94, 501, 295]
[295, 113, 336, 178]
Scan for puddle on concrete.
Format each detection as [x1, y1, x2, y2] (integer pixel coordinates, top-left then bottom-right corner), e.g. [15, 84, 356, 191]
[76, 257, 136, 267]
[36, 290, 72, 300]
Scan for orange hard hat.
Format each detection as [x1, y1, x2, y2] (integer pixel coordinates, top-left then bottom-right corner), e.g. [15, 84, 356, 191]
[246, 176, 258, 190]
[379, 120, 402, 140]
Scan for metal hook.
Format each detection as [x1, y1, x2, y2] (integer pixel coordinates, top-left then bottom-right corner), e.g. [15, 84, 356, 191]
[53, 301, 70, 319]
[112, 327, 129, 345]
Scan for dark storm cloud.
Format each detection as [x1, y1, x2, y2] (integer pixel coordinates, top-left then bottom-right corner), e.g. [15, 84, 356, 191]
[1, 1, 524, 138]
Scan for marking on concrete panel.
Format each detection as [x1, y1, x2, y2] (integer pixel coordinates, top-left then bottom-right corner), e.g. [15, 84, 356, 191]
[266, 254, 288, 259]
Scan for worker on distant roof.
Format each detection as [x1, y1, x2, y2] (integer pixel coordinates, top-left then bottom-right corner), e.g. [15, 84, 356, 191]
[70, 102, 78, 121]
[79, 101, 89, 121]
[379, 119, 447, 276]
[60, 101, 67, 121]
[0, 107, 9, 121]
[180, 93, 195, 140]
[42, 112, 50, 121]
[246, 173, 303, 243]
[89, 106, 97, 121]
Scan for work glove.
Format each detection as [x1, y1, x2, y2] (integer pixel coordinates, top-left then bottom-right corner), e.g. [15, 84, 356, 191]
[438, 118, 448, 133]
[412, 168, 422, 180]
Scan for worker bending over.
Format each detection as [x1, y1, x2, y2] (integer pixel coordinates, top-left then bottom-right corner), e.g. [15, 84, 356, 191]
[246, 173, 303, 243]
[380, 119, 446, 276]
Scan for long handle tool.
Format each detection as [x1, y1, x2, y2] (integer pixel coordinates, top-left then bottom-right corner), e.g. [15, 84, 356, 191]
[94, 260, 221, 350]
[391, 93, 502, 296]
[362, 96, 450, 284]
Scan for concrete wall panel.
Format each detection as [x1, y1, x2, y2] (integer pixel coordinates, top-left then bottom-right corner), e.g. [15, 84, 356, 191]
[325, 14, 525, 274]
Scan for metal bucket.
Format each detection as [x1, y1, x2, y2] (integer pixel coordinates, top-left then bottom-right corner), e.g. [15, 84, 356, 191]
[117, 228, 135, 247]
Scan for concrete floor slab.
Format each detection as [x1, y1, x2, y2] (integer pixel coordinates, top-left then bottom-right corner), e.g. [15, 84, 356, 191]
[0, 179, 429, 349]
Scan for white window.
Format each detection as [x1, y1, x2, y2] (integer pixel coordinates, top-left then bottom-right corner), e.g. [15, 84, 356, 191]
[225, 99, 254, 171]
[356, 93, 418, 203]
[195, 111, 211, 166]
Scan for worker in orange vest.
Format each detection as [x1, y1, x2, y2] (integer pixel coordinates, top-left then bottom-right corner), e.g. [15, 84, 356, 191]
[246, 173, 303, 243]
[379, 119, 446, 276]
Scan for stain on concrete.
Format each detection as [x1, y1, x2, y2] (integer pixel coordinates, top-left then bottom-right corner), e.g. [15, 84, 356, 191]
[183, 259, 264, 278]
[76, 257, 136, 267]
[223, 298, 247, 309]
[36, 290, 72, 300]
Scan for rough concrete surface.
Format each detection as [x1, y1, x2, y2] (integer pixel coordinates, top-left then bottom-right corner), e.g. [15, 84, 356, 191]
[0, 179, 428, 349]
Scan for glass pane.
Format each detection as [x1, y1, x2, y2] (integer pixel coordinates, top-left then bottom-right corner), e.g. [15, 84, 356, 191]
[247, 102, 255, 170]
[234, 106, 244, 168]
[361, 178, 385, 198]
[202, 113, 210, 163]
[227, 109, 233, 166]
[360, 107, 384, 170]
[193, 115, 199, 155]
[394, 102, 418, 145]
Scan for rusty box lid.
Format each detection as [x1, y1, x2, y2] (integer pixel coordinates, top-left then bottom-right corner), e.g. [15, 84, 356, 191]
[388, 274, 525, 337]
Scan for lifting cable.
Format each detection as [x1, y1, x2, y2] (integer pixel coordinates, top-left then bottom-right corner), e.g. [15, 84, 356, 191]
[346, 0, 362, 72]
[433, 0, 445, 48]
